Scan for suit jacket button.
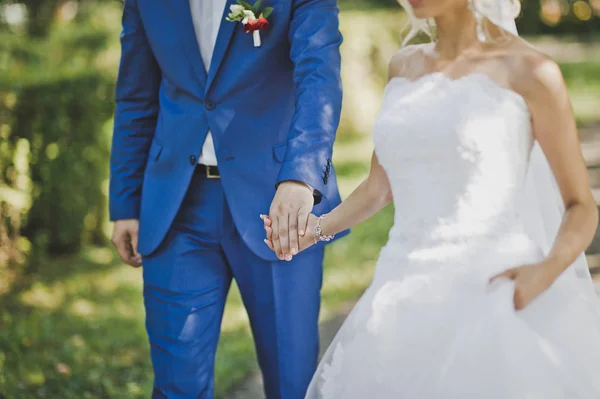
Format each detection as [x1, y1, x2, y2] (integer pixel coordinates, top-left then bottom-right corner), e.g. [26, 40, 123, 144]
[205, 100, 216, 111]
[189, 155, 197, 165]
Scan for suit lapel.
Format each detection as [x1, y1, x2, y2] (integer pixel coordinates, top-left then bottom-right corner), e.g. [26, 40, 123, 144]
[169, 0, 207, 89]
[205, 0, 238, 91]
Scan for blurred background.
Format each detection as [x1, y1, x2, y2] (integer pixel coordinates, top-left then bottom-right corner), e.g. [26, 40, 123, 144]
[0, 0, 599, 398]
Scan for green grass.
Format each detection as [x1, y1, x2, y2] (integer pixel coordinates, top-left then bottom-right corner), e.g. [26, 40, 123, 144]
[0, 249, 153, 398]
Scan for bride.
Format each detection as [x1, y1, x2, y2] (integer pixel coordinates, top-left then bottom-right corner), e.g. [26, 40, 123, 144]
[264, 0, 600, 396]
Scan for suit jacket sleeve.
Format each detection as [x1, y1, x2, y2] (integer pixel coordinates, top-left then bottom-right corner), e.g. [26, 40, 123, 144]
[276, 0, 343, 199]
[109, 0, 161, 221]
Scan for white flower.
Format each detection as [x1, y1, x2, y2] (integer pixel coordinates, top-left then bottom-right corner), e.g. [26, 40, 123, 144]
[243, 10, 256, 21]
[229, 4, 244, 13]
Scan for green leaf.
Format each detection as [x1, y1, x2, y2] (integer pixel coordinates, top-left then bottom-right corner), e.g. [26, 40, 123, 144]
[238, 0, 259, 15]
[262, 7, 274, 19]
[253, 0, 262, 12]
[238, 1, 255, 12]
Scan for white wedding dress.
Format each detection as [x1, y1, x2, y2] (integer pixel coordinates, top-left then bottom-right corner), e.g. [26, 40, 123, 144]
[305, 72, 600, 398]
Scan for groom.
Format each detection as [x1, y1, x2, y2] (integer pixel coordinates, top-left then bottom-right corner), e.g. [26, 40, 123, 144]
[109, 0, 344, 398]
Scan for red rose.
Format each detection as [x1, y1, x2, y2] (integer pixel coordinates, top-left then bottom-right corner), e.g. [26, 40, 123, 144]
[243, 19, 257, 33]
[244, 17, 270, 33]
[255, 17, 270, 31]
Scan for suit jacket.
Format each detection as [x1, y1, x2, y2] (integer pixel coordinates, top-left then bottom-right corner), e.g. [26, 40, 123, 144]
[109, 0, 345, 260]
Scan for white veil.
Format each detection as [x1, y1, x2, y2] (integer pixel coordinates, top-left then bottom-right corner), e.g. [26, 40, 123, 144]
[490, 4, 597, 296]
[520, 140, 597, 294]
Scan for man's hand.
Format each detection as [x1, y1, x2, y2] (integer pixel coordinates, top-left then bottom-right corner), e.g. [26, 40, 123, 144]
[112, 219, 142, 267]
[269, 181, 314, 261]
[263, 214, 318, 259]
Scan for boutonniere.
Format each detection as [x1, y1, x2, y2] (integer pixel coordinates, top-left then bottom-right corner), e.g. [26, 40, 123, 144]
[226, 0, 274, 48]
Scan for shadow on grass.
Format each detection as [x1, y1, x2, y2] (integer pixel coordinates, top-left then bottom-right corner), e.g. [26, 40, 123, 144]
[0, 247, 257, 399]
[0, 291, 153, 398]
[5, 247, 124, 303]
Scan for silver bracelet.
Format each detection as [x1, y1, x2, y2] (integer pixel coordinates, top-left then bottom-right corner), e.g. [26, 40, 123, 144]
[314, 214, 335, 244]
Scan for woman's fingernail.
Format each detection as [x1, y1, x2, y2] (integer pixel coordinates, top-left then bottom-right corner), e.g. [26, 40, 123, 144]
[299, 230, 304, 236]
[292, 248, 298, 255]
[285, 254, 292, 261]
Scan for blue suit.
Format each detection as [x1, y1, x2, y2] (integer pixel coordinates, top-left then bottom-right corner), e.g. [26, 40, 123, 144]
[109, 0, 345, 397]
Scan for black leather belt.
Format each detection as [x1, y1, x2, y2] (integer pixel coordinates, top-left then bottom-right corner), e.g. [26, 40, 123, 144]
[197, 164, 220, 179]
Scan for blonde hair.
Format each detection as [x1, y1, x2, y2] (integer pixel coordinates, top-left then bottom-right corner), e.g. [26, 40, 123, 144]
[399, 0, 521, 46]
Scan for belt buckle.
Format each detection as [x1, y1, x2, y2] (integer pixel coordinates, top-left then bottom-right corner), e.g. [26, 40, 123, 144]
[206, 165, 219, 179]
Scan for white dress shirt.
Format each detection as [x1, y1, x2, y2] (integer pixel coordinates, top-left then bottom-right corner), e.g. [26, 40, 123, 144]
[190, 0, 226, 166]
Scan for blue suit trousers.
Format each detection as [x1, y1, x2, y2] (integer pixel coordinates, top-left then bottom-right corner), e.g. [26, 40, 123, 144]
[142, 170, 325, 399]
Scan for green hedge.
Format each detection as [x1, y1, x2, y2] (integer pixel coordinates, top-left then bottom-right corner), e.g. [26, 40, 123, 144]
[9, 73, 114, 255]
[0, 25, 115, 277]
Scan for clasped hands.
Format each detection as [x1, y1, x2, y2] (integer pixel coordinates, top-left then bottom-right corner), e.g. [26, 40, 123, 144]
[262, 181, 319, 261]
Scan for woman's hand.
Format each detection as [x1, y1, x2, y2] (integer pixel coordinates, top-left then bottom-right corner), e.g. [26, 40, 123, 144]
[490, 262, 558, 310]
[261, 214, 318, 260]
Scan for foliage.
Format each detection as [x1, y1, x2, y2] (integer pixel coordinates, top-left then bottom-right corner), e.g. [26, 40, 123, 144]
[0, 11, 115, 287]
[560, 60, 600, 124]
[9, 72, 114, 255]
